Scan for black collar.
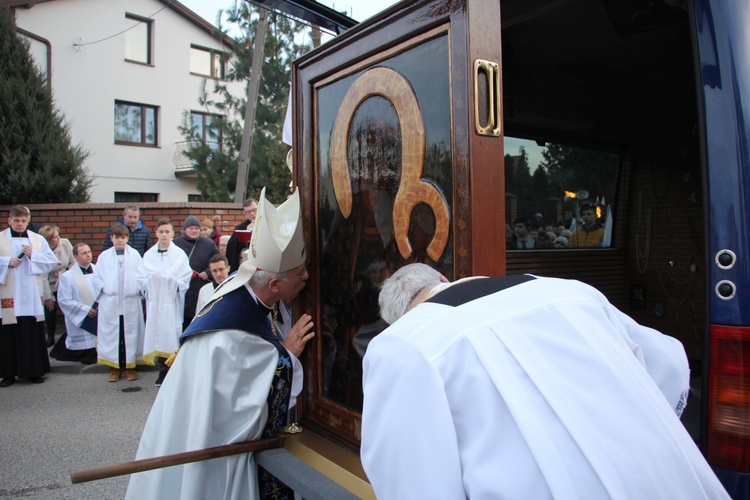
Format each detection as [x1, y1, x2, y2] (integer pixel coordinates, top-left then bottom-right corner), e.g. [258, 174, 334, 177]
[427, 275, 537, 307]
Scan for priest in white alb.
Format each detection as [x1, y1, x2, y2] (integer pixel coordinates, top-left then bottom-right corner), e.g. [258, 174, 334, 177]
[126, 188, 315, 500]
[361, 263, 730, 499]
[137, 218, 191, 370]
[0, 205, 59, 387]
[51, 242, 102, 365]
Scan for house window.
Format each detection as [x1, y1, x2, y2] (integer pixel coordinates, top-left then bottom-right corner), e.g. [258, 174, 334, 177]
[188, 194, 203, 202]
[190, 111, 222, 150]
[115, 101, 158, 146]
[124, 14, 152, 64]
[190, 46, 225, 79]
[115, 192, 158, 203]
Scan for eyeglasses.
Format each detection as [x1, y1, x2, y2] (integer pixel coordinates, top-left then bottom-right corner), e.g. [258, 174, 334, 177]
[243, 209, 257, 215]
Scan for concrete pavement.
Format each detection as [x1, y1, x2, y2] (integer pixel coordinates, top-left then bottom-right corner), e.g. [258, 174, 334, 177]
[0, 318, 160, 499]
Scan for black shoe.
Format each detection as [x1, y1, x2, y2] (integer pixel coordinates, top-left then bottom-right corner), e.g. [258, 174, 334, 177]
[0, 378, 16, 387]
[28, 376, 44, 384]
[154, 367, 168, 387]
[46, 336, 55, 347]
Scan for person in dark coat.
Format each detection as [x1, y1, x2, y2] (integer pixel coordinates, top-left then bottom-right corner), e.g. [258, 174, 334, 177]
[102, 205, 152, 256]
[173, 216, 219, 330]
[225, 198, 258, 273]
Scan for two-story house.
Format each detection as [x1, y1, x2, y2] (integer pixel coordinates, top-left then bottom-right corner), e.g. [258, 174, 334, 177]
[7, 0, 246, 202]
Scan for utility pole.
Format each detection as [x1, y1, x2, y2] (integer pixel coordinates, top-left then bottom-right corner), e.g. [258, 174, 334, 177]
[234, 8, 269, 203]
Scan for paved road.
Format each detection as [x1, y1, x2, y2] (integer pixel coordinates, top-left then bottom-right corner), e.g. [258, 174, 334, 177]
[0, 343, 159, 499]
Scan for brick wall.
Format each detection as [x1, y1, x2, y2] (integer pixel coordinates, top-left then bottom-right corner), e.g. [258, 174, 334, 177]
[2, 202, 247, 259]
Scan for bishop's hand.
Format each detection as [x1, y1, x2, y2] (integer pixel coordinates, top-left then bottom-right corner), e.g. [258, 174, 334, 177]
[283, 314, 315, 358]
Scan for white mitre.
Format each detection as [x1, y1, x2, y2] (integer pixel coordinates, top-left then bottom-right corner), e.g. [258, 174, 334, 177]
[212, 187, 306, 300]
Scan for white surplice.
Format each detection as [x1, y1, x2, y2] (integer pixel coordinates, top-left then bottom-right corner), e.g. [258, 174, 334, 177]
[361, 276, 729, 500]
[125, 329, 279, 500]
[195, 281, 216, 314]
[94, 246, 145, 368]
[137, 243, 191, 362]
[57, 265, 102, 350]
[0, 228, 59, 322]
[126, 283, 305, 500]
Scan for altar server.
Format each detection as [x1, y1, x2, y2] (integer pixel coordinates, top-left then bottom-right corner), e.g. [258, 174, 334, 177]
[95, 223, 145, 382]
[137, 218, 191, 365]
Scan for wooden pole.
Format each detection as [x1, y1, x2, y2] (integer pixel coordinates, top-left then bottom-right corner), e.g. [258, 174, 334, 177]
[70, 436, 286, 484]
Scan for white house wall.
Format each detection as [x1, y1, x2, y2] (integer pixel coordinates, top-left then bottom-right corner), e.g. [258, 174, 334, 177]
[13, 0, 246, 202]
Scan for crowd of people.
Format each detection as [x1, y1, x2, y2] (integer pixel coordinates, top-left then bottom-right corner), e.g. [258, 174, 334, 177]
[506, 203, 607, 250]
[0, 202, 252, 388]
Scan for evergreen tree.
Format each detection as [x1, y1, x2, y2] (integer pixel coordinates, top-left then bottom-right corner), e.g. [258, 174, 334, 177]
[505, 146, 532, 198]
[179, 80, 241, 202]
[0, 6, 92, 204]
[531, 164, 551, 198]
[180, 3, 310, 203]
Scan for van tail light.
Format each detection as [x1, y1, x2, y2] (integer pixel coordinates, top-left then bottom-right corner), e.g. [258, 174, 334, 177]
[708, 324, 750, 472]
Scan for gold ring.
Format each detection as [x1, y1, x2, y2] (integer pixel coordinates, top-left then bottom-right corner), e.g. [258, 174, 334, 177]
[296, 335, 302, 339]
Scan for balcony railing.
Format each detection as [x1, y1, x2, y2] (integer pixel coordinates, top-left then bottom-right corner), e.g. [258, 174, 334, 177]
[172, 140, 226, 176]
[172, 140, 196, 171]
